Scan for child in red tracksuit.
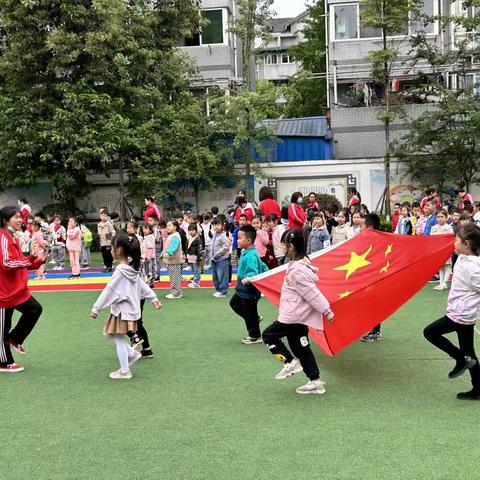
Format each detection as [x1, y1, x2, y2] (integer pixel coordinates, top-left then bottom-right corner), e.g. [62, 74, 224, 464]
[0, 206, 45, 373]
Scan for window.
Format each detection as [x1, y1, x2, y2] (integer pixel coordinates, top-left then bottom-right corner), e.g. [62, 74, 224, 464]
[411, 0, 435, 34]
[266, 54, 278, 65]
[202, 10, 224, 44]
[334, 4, 358, 40]
[281, 53, 295, 64]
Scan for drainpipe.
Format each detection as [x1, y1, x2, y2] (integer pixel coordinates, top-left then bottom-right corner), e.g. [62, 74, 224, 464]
[324, 0, 330, 108]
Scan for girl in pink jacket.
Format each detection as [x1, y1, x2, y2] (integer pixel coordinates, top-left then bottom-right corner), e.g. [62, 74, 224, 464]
[262, 228, 334, 395]
[66, 217, 82, 279]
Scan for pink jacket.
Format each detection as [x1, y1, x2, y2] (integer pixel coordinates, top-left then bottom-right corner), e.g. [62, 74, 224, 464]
[66, 227, 82, 252]
[254, 229, 269, 257]
[31, 231, 46, 256]
[278, 260, 332, 330]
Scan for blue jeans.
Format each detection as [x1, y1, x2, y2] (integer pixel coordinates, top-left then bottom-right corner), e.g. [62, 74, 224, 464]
[190, 263, 201, 285]
[211, 258, 230, 294]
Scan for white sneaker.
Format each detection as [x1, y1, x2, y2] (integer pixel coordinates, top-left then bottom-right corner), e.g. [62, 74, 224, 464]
[296, 380, 326, 395]
[441, 284, 449, 290]
[433, 285, 444, 291]
[188, 282, 200, 288]
[241, 336, 263, 345]
[128, 350, 142, 367]
[213, 292, 227, 298]
[275, 359, 303, 380]
[48, 260, 56, 265]
[166, 293, 183, 299]
[109, 369, 132, 379]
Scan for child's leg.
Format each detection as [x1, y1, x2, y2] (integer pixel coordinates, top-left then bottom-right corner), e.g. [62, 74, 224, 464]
[262, 321, 295, 364]
[423, 315, 464, 361]
[0, 308, 15, 366]
[168, 265, 182, 296]
[457, 324, 480, 390]
[287, 326, 320, 381]
[211, 261, 219, 291]
[58, 246, 65, 269]
[242, 297, 261, 339]
[52, 245, 59, 267]
[108, 334, 135, 372]
[192, 263, 201, 285]
[438, 267, 446, 287]
[37, 263, 45, 277]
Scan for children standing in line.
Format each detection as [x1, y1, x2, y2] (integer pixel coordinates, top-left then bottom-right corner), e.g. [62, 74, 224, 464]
[262, 229, 334, 395]
[230, 225, 268, 344]
[187, 224, 203, 288]
[210, 218, 230, 298]
[395, 205, 413, 235]
[324, 206, 339, 236]
[90, 234, 161, 380]
[162, 220, 184, 300]
[66, 217, 82, 280]
[431, 210, 454, 291]
[270, 213, 287, 265]
[31, 222, 46, 280]
[252, 215, 269, 264]
[51, 215, 66, 270]
[98, 211, 116, 272]
[351, 211, 363, 236]
[307, 213, 330, 255]
[391, 203, 402, 232]
[142, 224, 155, 285]
[423, 224, 480, 400]
[331, 210, 354, 245]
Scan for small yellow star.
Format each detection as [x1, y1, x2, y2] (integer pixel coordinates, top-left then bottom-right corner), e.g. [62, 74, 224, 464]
[334, 246, 373, 280]
[384, 244, 393, 258]
[380, 261, 390, 273]
[338, 291, 352, 299]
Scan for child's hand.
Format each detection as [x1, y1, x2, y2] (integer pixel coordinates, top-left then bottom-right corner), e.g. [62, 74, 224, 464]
[90, 311, 98, 319]
[153, 300, 162, 310]
[241, 277, 251, 285]
[326, 312, 334, 324]
[163, 253, 169, 260]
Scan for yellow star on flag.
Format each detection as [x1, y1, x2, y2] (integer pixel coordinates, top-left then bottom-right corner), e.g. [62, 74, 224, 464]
[339, 291, 352, 299]
[334, 246, 373, 280]
[384, 244, 393, 258]
[380, 261, 390, 273]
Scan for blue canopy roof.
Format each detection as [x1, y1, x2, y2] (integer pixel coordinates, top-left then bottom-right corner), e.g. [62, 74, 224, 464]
[262, 116, 331, 139]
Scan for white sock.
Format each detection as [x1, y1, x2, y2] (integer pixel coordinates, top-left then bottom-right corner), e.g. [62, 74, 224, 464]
[112, 335, 130, 372]
[439, 268, 446, 286]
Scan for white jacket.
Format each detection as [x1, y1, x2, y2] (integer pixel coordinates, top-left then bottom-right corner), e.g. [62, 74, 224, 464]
[92, 264, 158, 320]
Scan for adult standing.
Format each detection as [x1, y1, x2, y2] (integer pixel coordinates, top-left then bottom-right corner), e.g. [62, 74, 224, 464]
[144, 196, 163, 225]
[288, 192, 307, 229]
[258, 187, 281, 218]
[17, 198, 31, 225]
[0, 206, 45, 373]
[234, 196, 255, 225]
[457, 188, 474, 211]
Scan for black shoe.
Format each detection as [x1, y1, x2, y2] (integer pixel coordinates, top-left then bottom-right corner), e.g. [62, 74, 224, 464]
[141, 349, 154, 359]
[457, 389, 480, 400]
[154, 276, 160, 282]
[448, 356, 477, 378]
[68, 275, 75, 280]
[106, 267, 113, 272]
[130, 334, 144, 349]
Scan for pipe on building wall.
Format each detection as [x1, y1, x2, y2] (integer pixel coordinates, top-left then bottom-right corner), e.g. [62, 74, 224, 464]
[325, 0, 330, 108]
[232, 0, 239, 80]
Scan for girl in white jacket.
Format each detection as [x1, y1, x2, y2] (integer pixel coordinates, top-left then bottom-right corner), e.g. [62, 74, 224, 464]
[90, 234, 161, 380]
[424, 224, 480, 400]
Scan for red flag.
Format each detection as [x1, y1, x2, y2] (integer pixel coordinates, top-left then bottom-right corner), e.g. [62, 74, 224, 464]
[252, 230, 454, 356]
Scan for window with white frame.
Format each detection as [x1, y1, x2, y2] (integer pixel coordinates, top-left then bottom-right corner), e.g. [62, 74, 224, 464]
[281, 53, 296, 64]
[334, 4, 358, 40]
[266, 53, 278, 65]
[411, 0, 436, 34]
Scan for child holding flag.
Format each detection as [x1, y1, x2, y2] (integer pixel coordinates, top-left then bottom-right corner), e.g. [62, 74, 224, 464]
[423, 224, 480, 400]
[262, 229, 334, 395]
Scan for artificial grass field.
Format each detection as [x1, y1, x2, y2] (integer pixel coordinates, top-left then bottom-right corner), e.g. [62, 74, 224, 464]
[1, 287, 480, 480]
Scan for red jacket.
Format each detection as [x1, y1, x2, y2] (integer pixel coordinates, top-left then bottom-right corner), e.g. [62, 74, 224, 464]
[0, 228, 44, 308]
[288, 203, 306, 229]
[258, 198, 281, 218]
[144, 203, 163, 225]
[235, 205, 255, 225]
[391, 211, 400, 232]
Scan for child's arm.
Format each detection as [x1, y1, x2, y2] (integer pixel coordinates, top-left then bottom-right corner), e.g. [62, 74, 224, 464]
[162, 235, 180, 257]
[213, 236, 229, 259]
[91, 275, 122, 316]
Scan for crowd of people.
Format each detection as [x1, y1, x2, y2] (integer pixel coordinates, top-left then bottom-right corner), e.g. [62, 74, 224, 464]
[1, 185, 480, 400]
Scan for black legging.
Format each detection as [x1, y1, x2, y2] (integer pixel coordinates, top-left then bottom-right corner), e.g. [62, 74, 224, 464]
[127, 299, 151, 350]
[424, 315, 480, 389]
[0, 296, 43, 366]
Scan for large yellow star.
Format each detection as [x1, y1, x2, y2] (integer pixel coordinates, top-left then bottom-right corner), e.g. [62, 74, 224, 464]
[334, 246, 373, 280]
[339, 291, 352, 299]
[380, 261, 390, 273]
[385, 244, 393, 258]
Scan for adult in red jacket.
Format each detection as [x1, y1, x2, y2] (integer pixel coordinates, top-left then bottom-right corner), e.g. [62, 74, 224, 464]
[258, 187, 281, 219]
[234, 196, 256, 225]
[144, 196, 163, 225]
[288, 192, 307, 229]
[0, 206, 45, 373]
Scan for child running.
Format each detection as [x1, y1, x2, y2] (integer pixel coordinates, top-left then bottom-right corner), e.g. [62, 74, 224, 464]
[431, 210, 454, 291]
[262, 229, 334, 395]
[230, 225, 268, 344]
[90, 234, 161, 379]
[423, 224, 480, 400]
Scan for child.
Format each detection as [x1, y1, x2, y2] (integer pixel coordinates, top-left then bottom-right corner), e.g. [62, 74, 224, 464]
[307, 213, 330, 255]
[51, 215, 66, 270]
[391, 203, 402, 232]
[351, 211, 363, 236]
[325, 206, 339, 236]
[210, 218, 230, 298]
[66, 217, 82, 280]
[331, 210, 354, 245]
[423, 224, 480, 400]
[422, 200, 438, 236]
[431, 210, 454, 290]
[18, 224, 32, 256]
[90, 234, 161, 379]
[147, 214, 162, 281]
[252, 215, 269, 265]
[161, 220, 184, 299]
[395, 205, 413, 235]
[142, 224, 155, 285]
[98, 211, 116, 272]
[79, 219, 92, 269]
[31, 222, 46, 280]
[127, 220, 142, 243]
[233, 214, 247, 260]
[262, 228, 334, 395]
[187, 224, 203, 288]
[230, 225, 268, 344]
[201, 213, 214, 270]
[306, 192, 320, 215]
[270, 213, 287, 265]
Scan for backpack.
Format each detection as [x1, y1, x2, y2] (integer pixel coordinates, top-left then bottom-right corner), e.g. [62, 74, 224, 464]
[83, 227, 93, 248]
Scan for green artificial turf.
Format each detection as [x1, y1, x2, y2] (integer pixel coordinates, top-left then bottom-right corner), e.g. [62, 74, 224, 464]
[1, 287, 480, 480]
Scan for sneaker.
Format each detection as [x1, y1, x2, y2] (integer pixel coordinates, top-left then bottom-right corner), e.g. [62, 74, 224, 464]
[130, 334, 144, 350]
[48, 260, 56, 265]
[241, 336, 263, 345]
[188, 282, 200, 288]
[128, 350, 142, 367]
[275, 359, 303, 380]
[296, 380, 326, 395]
[449, 356, 477, 379]
[81, 266, 90, 270]
[213, 292, 227, 298]
[258, 316, 264, 323]
[371, 332, 383, 342]
[166, 293, 183, 299]
[0, 363, 24, 373]
[9, 340, 26, 355]
[141, 349, 154, 359]
[457, 389, 480, 400]
[360, 334, 373, 343]
[109, 369, 133, 379]
[429, 275, 440, 282]
[154, 276, 160, 282]
[433, 285, 444, 291]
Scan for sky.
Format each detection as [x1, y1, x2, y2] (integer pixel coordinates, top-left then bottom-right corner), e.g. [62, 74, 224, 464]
[272, 0, 308, 18]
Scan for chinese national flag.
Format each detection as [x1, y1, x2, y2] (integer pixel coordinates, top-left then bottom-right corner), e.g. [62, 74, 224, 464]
[251, 230, 454, 356]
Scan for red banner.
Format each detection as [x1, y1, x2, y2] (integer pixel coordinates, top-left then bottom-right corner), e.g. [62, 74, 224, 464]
[252, 230, 454, 356]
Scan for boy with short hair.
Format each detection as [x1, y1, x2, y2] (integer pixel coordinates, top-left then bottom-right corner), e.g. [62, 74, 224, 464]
[230, 225, 268, 344]
[391, 203, 402, 232]
[233, 214, 247, 260]
[210, 218, 230, 298]
[98, 211, 116, 272]
[186, 224, 203, 288]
